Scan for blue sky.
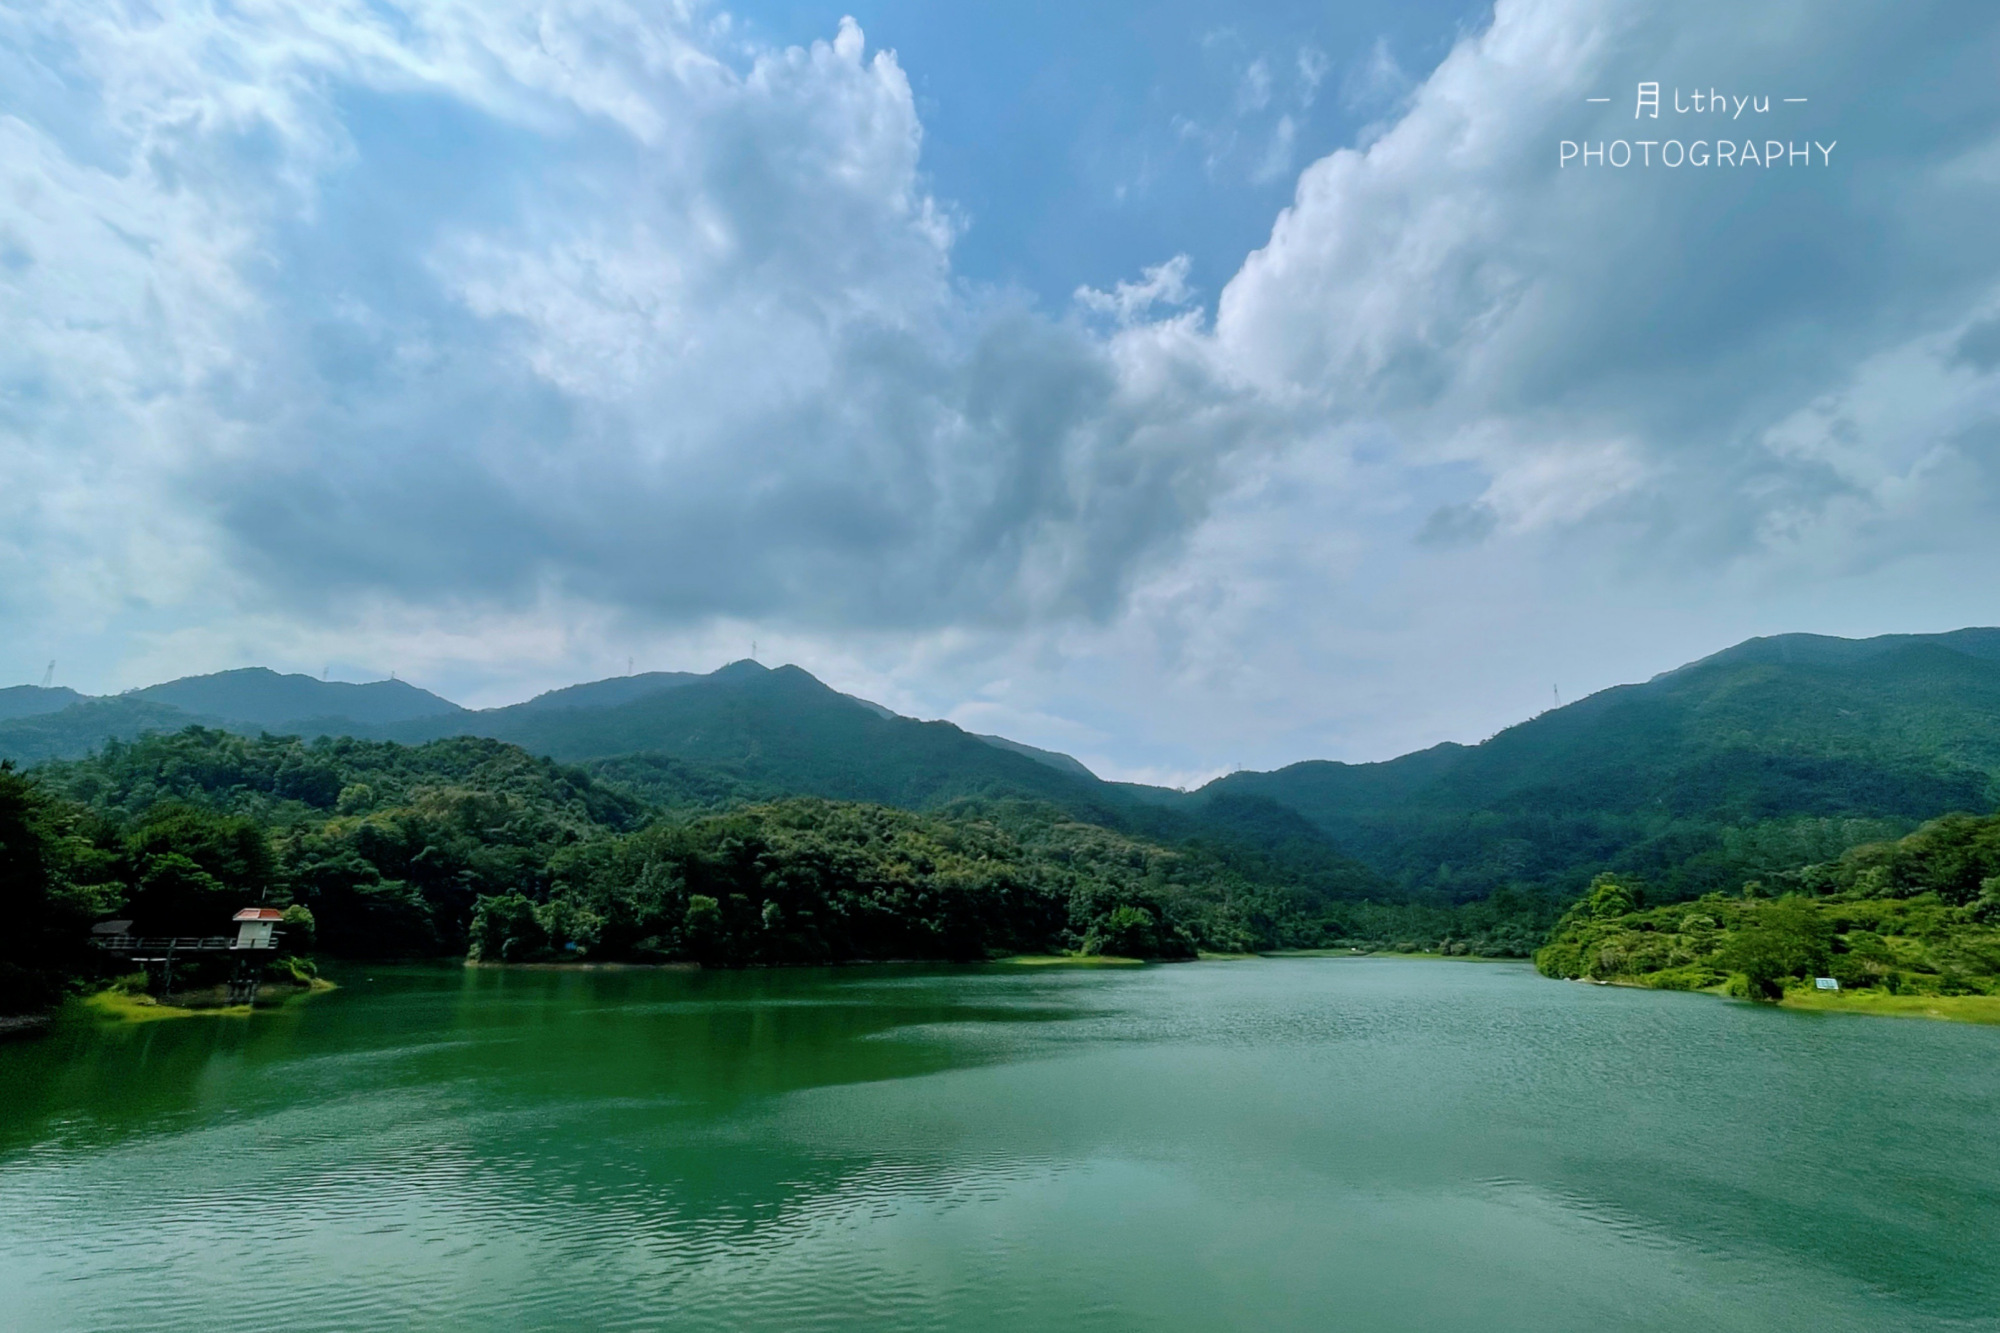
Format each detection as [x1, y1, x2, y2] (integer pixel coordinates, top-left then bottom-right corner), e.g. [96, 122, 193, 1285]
[3, 0, 1999, 785]
[723, 1, 1487, 307]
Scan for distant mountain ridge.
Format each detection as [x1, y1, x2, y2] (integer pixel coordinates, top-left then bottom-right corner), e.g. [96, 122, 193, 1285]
[7, 628, 2000, 909]
[1202, 630, 2000, 900]
[132, 667, 464, 729]
[0, 685, 83, 722]
[0, 659, 1110, 786]
[377, 662, 1109, 809]
[507, 671, 706, 714]
[1686, 628, 2000, 672]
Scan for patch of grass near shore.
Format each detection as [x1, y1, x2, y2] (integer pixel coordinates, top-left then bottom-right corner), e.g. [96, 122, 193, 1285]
[1778, 989, 2000, 1024]
[79, 977, 335, 1025]
[82, 990, 248, 1024]
[994, 954, 1146, 967]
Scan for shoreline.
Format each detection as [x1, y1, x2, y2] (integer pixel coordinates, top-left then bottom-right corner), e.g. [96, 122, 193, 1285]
[456, 947, 1525, 974]
[1263, 948, 1523, 964]
[1565, 974, 2000, 1026]
[78, 977, 338, 1025]
[1776, 989, 2000, 1024]
[463, 953, 1152, 971]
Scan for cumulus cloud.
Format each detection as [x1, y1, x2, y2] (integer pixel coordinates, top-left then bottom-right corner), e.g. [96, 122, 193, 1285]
[3, 0, 1999, 774]
[1076, 255, 1195, 325]
[1, 0, 1259, 654]
[1215, 0, 2000, 567]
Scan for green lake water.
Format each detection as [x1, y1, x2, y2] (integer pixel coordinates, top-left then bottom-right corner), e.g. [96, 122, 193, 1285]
[1, 957, 1996, 1332]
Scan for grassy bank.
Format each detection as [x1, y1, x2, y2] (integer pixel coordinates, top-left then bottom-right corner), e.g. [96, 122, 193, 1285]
[1777, 988, 2000, 1024]
[1567, 971, 2000, 1025]
[1538, 814, 2000, 1026]
[82, 990, 250, 1023]
[79, 977, 335, 1025]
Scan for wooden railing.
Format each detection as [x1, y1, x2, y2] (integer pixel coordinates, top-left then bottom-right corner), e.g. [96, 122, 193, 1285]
[92, 935, 278, 954]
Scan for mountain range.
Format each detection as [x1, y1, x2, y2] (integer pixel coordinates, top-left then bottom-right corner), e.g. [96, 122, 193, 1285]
[8, 628, 2000, 906]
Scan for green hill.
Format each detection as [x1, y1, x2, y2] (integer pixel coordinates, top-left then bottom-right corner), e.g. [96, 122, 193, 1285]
[0, 663, 1387, 910]
[1202, 632, 2000, 903]
[4, 727, 1457, 1012]
[131, 667, 464, 730]
[0, 698, 222, 764]
[505, 670, 707, 713]
[1534, 810, 2000, 1010]
[386, 662, 1103, 804]
[11, 628, 2000, 927]
[0, 686, 84, 722]
[0, 670, 463, 762]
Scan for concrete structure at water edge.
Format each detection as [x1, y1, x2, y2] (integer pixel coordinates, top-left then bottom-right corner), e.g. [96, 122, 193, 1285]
[92, 906, 286, 1004]
[233, 907, 284, 949]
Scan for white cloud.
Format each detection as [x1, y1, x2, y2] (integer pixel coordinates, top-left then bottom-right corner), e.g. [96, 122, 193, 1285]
[0, 1, 1257, 658]
[1075, 255, 1195, 325]
[1296, 47, 1331, 107]
[1251, 114, 1298, 184]
[4, 0, 2000, 778]
[1236, 58, 1273, 114]
[1340, 37, 1412, 113]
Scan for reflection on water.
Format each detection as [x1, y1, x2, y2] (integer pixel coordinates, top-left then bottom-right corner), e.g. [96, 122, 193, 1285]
[1, 959, 1996, 1332]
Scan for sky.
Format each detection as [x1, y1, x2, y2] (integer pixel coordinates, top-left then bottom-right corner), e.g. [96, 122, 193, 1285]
[3, 0, 1999, 786]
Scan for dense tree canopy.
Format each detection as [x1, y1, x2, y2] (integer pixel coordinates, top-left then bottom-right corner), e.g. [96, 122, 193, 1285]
[1, 728, 1556, 1011]
[1535, 812, 2000, 999]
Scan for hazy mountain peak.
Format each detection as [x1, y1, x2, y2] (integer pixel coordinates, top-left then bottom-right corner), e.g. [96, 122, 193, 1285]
[0, 685, 84, 722]
[1670, 627, 2000, 676]
[513, 671, 705, 714]
[974, 733, 1097, 780]
[129, 667, 464, 729]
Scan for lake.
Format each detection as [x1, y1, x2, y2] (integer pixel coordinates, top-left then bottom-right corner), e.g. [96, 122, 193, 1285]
[1, 957, 1995, 1331]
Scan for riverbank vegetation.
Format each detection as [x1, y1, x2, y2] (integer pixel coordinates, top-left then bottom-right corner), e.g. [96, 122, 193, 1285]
[1, 730, 1553, 1012]
[22, 726, 1994, 1020]
[1535, 812, 2000, 1009]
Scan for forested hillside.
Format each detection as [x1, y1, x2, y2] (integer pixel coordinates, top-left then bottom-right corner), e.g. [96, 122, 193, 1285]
[0, 662, 1394, 910]
[2, 728, 1542, 1012]
[7, 627, 2000, 1013]
[0, 669, 461, 762]
[1202, 633, 2000, 903]
[1535, 810, 2000, 1002]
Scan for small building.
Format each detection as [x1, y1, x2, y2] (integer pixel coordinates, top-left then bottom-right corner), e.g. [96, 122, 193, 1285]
[1814, 976, 1840, 991]
[233, 907, 285, 951]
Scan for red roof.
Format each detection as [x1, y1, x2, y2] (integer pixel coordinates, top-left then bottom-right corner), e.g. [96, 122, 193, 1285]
[234, 908, 286, 921]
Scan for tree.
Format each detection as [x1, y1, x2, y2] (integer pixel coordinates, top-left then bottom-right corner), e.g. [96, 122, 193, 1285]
[125, 804, 277, 931]
[1586, 873, 1640, 918]
[682, 894, 724, 964]
[468, 893, 547, 962]
[1719, 896, 1831, 999]
[0, 764, 123, 1012]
